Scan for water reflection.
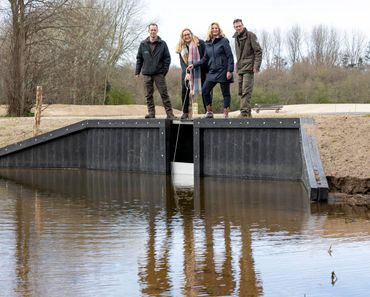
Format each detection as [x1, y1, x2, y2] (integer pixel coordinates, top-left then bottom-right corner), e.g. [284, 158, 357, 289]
[191, 177, 309, 296]
[0, 169, 369, 297]
[0, 169, 174, 297]
[15, 190, 32, 297]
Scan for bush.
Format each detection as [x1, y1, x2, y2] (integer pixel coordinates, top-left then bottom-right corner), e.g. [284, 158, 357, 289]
[311, 80, 330, 103]
[251, 87, 281, 105]
[105, 88, 135, 105]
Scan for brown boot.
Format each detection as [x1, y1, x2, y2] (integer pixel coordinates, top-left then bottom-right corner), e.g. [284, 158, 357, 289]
[204, 105, 213, 119]
[237, 112, 251, 118]
[223, 107, 230, 118]
[166, 112, 178, 120]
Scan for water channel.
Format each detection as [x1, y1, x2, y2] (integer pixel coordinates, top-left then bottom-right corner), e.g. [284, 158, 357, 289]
[0, 168, 369, 297]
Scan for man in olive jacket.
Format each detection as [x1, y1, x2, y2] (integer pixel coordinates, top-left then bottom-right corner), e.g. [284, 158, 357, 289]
[233, 19, 262, 117]
[135, 23, 176, 119]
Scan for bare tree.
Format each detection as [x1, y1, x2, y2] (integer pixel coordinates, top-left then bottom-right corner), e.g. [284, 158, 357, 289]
[309, 25, 327, 65]
[286, 25, 303, 66]
[308, 25, 340, 66]
[101, 0, 146, 104]
[51, 0, 146, 104]
[3, 0, 71, 115]
[0, 0, 145, 111]
[259, 29, 272, 69]
[342, 30, 366, 67]
[0, 11, 8, 102]
[6, 0, 27, 115]
[325, 27, 340, 66]
[271, 28, 286, 70]
[364, 42, 370, 65]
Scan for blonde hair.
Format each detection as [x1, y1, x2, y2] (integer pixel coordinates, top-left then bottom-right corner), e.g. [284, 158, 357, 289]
[206, 22, 225, 41]
[175, 28, 200, 53]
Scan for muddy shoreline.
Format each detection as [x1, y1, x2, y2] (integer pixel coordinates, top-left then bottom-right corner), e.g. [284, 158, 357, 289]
[306, 115, 369, 203]
[326, 177, 370, 206]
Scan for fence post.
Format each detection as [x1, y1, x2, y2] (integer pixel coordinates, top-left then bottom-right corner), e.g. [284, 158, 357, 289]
[33, 86, 43, 136]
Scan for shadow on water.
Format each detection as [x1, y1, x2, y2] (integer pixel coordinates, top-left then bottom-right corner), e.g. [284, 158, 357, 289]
[0, 168, 369, 297]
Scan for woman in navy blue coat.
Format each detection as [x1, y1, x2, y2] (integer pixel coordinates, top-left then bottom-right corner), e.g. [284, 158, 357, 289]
[188, 22, 234, 118]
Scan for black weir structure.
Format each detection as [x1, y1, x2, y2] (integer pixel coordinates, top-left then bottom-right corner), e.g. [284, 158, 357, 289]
[0, 118, 328, 201]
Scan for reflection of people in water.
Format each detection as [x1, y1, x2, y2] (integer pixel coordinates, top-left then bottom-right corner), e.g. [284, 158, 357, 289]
[139, 214, 172, 294]
[138, 186, 263, 296]
[203, 220, 236, 295]
[139, 187, 176, 295]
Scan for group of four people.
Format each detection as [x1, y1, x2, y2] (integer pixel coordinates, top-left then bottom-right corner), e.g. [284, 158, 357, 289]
[135, 19, 262, 119]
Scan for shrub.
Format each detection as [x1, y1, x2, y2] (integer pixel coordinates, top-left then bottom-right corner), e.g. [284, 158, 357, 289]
[105, 88, 135, 105]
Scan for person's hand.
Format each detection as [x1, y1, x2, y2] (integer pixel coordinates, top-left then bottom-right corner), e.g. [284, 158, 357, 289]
[186, 64, 194, 71]
[226, 71, 232, 80]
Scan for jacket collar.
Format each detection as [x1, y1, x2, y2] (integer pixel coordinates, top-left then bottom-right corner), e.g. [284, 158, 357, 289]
[146, 36, 162, 44]
[206, 36, 223, 44]
[233, 28, 249, 39]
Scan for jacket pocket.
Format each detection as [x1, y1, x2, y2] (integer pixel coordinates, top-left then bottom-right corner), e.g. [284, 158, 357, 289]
[215, 56, 223, 67]
[239, 58, 254, 71]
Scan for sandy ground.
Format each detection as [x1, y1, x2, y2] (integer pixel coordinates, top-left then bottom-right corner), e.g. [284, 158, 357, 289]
[306, 115, 369, 179]
[0, 104, 369, 182]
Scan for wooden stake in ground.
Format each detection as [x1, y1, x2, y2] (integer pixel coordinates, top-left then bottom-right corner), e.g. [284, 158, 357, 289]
[33, 86, 43, 136]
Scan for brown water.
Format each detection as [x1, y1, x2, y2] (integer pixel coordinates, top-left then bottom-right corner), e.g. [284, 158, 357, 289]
[0, 169, 369, 297]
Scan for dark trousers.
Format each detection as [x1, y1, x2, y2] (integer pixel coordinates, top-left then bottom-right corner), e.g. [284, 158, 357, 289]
[143, 74, 173, 115]
[181, 80, 191, 113]
[202, 80, 231, 108]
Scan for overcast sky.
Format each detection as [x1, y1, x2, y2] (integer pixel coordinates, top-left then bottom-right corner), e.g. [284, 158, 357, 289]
[142, 0, 370, 66]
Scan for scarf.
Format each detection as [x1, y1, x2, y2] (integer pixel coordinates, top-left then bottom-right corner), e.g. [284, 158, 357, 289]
[188, 42, 202, 96]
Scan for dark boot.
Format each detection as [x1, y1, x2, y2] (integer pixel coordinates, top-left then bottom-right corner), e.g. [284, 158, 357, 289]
[180, 113, 189, 120]
[145, 113, 155, 119]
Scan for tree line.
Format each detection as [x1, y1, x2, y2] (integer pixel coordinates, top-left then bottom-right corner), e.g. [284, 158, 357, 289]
[0, 2, 369, 116]
[250, 25, 370, 108]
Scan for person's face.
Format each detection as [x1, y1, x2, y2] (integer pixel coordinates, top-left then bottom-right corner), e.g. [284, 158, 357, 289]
[233, 21, 244, 34]
[211, 24, 220, 37]
[182, 30, 192, 43]
[148, 25, 158, 39]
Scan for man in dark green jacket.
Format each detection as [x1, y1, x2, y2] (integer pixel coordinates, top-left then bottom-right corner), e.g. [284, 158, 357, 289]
[135, 23, 176, 119]
[233, 19, 262, 118]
